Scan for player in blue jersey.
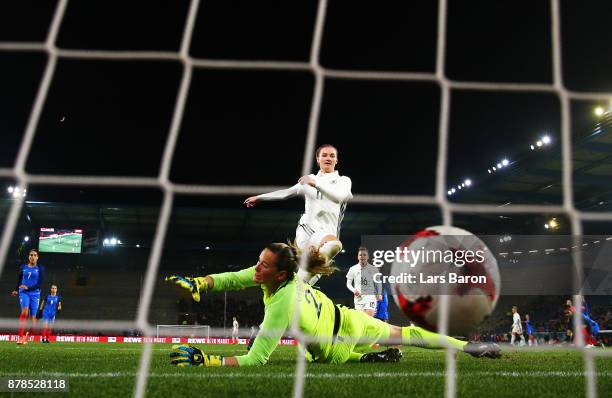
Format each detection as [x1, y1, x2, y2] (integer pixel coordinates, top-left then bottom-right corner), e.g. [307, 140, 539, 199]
[524, 314, 537, 346]
[39, 284, 62, 343]
[10, 249, 45, 345]
[374, 284, 389, 322]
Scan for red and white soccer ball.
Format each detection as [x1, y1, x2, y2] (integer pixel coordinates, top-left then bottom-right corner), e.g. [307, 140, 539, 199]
[390, 225, 500, 336]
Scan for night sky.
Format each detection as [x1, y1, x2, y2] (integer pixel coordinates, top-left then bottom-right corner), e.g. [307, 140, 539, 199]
[1, 0, 612, 235]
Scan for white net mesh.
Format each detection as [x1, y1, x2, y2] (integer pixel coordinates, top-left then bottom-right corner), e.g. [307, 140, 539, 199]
[156, 324, 210, 339]
[1, 1, 611, 397]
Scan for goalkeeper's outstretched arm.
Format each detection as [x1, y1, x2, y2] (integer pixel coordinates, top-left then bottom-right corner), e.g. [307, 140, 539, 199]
[166, 266, 259, 302]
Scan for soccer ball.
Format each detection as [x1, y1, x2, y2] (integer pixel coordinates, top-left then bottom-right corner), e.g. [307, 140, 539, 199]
[389, 225, 500, 335]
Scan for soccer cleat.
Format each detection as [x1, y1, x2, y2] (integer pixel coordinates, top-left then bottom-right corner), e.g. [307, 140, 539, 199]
[165, 275, 206, 302]
[170, 344, 222, 367]
[463, 342, 502, 359]
[360, 347, 403, 363]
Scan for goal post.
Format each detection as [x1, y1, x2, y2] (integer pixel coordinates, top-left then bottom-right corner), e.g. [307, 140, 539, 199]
[156, 324, 211, 339]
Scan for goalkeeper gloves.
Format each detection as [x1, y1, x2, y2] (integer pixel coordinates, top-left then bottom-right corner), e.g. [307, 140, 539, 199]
[165, 275, 207, 302]
[170, 344, 223, 367]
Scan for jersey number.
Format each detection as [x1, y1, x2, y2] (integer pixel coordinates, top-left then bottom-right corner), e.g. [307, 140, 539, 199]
[304, 289, 322, 318]
[27, 272, 32, 279]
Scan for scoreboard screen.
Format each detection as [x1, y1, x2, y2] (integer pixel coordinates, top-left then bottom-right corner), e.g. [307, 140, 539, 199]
[38, 227, 83, 254]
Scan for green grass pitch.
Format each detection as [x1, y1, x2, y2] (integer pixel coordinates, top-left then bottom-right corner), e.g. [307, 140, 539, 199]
[0, 343, 610, 397]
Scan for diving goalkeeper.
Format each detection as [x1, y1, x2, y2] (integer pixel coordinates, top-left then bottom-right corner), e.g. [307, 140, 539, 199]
[166, 242, 501, 367]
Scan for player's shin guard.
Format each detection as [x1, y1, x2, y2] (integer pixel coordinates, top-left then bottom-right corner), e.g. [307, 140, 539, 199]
[401, 326, 467, 351]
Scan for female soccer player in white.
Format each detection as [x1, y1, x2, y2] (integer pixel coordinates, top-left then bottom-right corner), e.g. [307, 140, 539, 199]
[346, 247, 382, 316]
[511, 305, 526, 346]
[232, 317, 239, 343]
[244, 144, 352, 284]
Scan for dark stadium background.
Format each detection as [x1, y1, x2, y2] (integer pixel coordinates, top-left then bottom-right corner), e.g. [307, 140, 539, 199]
[0, 0, 611, 338]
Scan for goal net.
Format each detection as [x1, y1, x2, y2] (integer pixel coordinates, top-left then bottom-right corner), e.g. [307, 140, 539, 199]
[156, 324, 210, 339]
[0, 1, 610, 398]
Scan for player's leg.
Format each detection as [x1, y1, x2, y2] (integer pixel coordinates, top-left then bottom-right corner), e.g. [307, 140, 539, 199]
[338, 309, 400, 363]
[318, 234, 343, 260]
[511, 331, 516, 345]
[326, 306, 385, 363]
[295, 225, 315, 283]
[41, 320, 48, 343]
[17, 292, 30, 344]
[48, 318, 55, 343]
[362, 296, 376, 317]
[28, 291, 40, 342]
[389, 324, 466, 350]
[388, 323, 500, 358]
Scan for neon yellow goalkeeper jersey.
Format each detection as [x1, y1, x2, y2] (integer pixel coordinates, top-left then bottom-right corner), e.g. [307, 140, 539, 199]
[209, 266, 335, 366]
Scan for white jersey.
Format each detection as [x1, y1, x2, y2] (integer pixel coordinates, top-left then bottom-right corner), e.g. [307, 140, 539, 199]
[256, 171, 352, 239]
[232, 320, 239, 332]
[346, 263, 381, 296]
[512, 313, 522, 333]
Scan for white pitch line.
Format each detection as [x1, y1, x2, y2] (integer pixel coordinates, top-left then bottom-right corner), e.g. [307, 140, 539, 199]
[1, 371, 611, 379]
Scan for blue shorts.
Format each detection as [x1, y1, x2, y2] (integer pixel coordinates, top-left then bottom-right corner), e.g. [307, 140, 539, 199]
[374, 303, 389, 321]
[42, 312, 56, 323]
[18, 290, 40, 315]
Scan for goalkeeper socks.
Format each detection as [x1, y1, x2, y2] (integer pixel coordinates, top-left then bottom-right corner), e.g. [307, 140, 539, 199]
[401, 326, 467, 351]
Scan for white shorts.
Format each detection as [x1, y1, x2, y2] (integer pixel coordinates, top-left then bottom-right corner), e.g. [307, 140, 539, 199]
[354, 295, 377, 311]
[512, 326, 523, 334]
[295, 222, 335, 251]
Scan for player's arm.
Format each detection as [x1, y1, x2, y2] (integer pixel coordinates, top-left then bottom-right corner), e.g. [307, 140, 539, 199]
[167, 266, 258, 302]
[346, 269, 359, 297]
[57, 298, 62, 312]
[313, 176, 353, 204]
[39, 298, 46, 312]
[11, 271, 24, 295]
[244, 184, 301, 207]
[373, 270, 382, 299]
[231, 298, 290, 366]
[207, 266, 258, 292]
